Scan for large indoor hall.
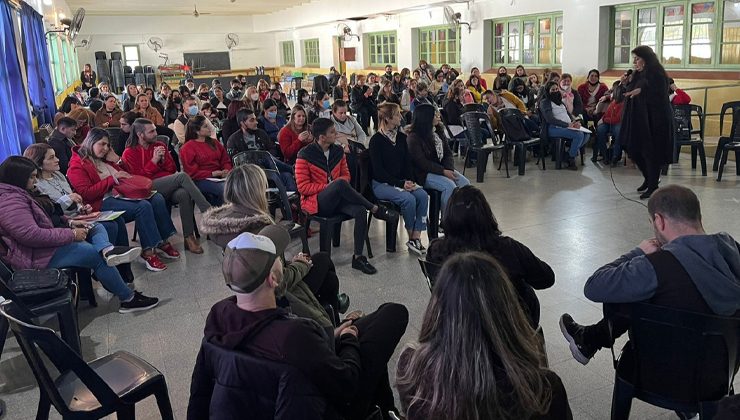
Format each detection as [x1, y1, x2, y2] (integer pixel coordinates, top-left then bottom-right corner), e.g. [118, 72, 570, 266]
[0, 0, 739, 419]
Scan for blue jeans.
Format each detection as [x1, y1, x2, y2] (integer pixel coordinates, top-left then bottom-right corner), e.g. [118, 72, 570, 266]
[100, 217, 129, 247]
[596, 123, 622, 161]
[274, 160, 297, 191]
[195, 179, 225, 206]
[48, 242, 134, 301]
[372, 180, 428, 232]
[85, 223, 113, 252]
[548, 125, 590, 158]
[424, 171, 470, 213]
[102, 193, 176, 250]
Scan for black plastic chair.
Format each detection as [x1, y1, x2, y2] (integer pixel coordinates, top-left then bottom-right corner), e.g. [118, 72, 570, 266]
[538, 109, 585, 169]
[417, 258, 441, 291]
[714, 102, 740, 171]
[499, 108, 544, 176]
[716, 108, 740, 181]
[671, 104, 707, 176]
[461, 111, 506, 182]
[425, 188, 442, 240]
[605, 303, 740, 420]
[0, 300, 174, 420]
[355, 146, 400, 255]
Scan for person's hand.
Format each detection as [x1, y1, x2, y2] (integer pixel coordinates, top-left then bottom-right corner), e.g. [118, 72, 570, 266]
[72, 227, 88, 242]
[638, 238, 661, 255]
[569, 121, 582, 129]
[106, 150, 121, 163]
[102, 122, 110, 128]
[211, 170, 224, 178]
[443, 169, 457, 180]
[298, 131, 311, 143]
[337, 321, 359, 338]
[151, 146, 166, 164]
[69, 193, 84, 203]
[619, 74, 629, 85]
[403, 180, 416, 191]
[78, 204, 93, 214]
[115, 171, 131, 179]
[70, 220, 91, 228]
[625, 87, 642, 98]
[292, 252, 312, 266]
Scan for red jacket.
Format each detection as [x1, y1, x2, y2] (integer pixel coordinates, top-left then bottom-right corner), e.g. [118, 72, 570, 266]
[602, 100, 625, 125]
[577, 83, 609, 112]
[179, 139, 233, 181]
[67, 146, 127, 211]
[295, 143, 350, 215]
[671, 89, 691, 105]
[278, 126, 307, 164]
[121, 142, 176, 180]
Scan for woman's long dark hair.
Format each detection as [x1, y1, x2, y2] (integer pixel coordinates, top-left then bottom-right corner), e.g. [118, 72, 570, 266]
[0, 156, 38, 190]
[185, 115, 216, 149]
[407, 103, 436, 140]
[441, 186, 502, 251]
[59, 96, 81, 113]
[632, 45, 668, 80]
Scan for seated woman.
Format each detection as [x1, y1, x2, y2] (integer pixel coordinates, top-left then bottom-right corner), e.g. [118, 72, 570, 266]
[508, 64, 528, 91]
[540, 81, 590, 170]
[180, 115, 233, 206]
[121, 84, 139, 112]
[349, 74, 376, 135]
[427, 185, 554, 326]
[24, 143, 137, 283]
[200, 164, 348, 325]
[369, 103, 428, 255]
[377, 80, 400, 106]
[331, 100, 368, 149]
[164, 90, 183, 127]
[67, 108, 94, 144]
[54, 96, 83, 126]
[400, 79, 417, 114]
[306, 91, 331, 125]
[332, 76, 350, 102]
[144, 87, 165, 117]
[113, 111, 140, 157]
[278, 105, 314, 165]
[122, 118, 212, 254]
[208, 86, 230, 120]
[245, 86, 263, 117]
[295, 88, 310, 108]
[0, 156, 158, 313]
[295, 118, 397, 275]
[470, 67, 488, 90]
[132, 93, 165, 127]
[392, 72, 405, 96]
[410, 82, 434, 113]
[396, 252, 571, 419]
[577, 69, 608, 127]
[466, 75, 484, 103]
[257, 79, 271, 103]
[268, 88, 290, 120]
[257, 99, 287, 145]
[407, 103, 469, 212]
[94, 95, 123, 128]
[67, 128, 179, 272]
[443, 86, 465, 129]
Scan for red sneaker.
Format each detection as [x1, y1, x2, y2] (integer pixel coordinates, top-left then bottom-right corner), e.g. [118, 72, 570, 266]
[156, 243, 180, 259]
[141, 253, 167, 272]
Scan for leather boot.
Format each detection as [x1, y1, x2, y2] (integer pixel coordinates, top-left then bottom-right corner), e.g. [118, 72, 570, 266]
[184, 234, 203, 254]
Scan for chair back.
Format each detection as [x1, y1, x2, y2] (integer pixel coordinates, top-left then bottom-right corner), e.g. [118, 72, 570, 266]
[0, 300, 121, 416]
[500, 108, 533, 143]
[608, 303, 740, 403]
[233, 150, 279, 172]
[347, 141, 370, 196]
[192, 340, 327, 420]
[719, 101, 740, 136]
[689, 104, 705, 139]
[417, 258, 442, 291]
[672, 104, 693, 143]
[460, 111, 489, 148]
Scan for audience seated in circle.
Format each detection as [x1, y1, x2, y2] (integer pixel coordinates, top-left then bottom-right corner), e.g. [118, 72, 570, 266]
[180, 115, 233, 206]
[121, 118, 211, 254]
[0, 156, 159, 314]
[66, 127, 180, 272]
[94, 95, 123, 129]
[426, 185, 555, 327]
[540, 81, 589, 170]
[396, 252, 572, 419]
[295, 118, 398, 275]
[369, 102, 428, 255]
[279, 105, 314, 165]
[47, 116, 78, 174]
[188, 225, 409, 419]
[406, 103, 470, 212]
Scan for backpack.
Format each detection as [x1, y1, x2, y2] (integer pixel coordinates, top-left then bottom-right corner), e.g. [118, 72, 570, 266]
[500, 110, 532, 142]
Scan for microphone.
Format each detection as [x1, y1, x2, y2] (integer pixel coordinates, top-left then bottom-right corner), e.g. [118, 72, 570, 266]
[625, 69, 633, 77]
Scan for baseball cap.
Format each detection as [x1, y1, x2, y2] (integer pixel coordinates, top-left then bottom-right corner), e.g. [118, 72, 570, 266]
[222, 225, 290, 293]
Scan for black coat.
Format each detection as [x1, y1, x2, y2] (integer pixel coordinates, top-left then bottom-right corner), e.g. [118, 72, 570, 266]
[47, 130, 75, 174]
[407, 127, 454, 185]
[616, 69, 674, 165]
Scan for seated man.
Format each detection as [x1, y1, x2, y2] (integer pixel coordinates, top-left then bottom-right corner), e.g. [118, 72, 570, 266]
[295, 118, 397, 275]
[47, 117, 77, 174]
[189, 226, 409, 419]
[171, 95, 217, 145]
[561, 185, 740, 365]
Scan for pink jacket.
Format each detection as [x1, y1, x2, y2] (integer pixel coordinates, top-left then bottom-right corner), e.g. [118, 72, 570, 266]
[0, 183, 75, 270]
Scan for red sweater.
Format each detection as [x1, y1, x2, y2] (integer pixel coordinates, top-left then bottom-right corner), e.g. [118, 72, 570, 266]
[577, 83, 609, 112]
[278, 126, 307, 164]
[179, 139, 233, 181]
[295, 143, 350, 214]
[671, 89, 691, 105]
[66, 147, 128, 211]
[121, 142, 176, 180]
[602, 100, 625, 125]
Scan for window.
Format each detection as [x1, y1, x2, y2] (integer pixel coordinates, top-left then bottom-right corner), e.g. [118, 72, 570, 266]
[122, 44, 140, 68]
[303, 39, 320, 67]
[281, 41, 295, 66]
[366, 31, 397, 67]
[418, 25, 460, 66]
[491, 12, 563, 67]
[610, 1, 740, 68]
[47, 34, 64, 95]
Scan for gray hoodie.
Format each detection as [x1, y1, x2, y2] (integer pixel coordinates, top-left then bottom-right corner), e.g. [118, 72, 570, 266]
[584, 232, 740, 316]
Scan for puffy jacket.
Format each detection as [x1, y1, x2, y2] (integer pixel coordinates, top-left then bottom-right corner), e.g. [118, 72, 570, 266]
[278, 126, 307, 164]
[93, 107, 123, 128]
[602, 100, 625, 125]
[295, 143, 350, 215]
[121, 142, 177, 180]
[0, 183, 75, 270]
[66, 147, 128, 211]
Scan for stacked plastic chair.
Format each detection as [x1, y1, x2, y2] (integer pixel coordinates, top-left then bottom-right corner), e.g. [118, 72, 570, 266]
[109, 51, 125, 93]
[123, 66, 135, 87]
[134, 65, 146, 87]
[94, 51, 111, 85]
[144, 65, 156, 89]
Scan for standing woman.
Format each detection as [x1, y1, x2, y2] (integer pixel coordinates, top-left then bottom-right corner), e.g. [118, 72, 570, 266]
[81, 64, 96, 92]
[616, 45, 673, 199]
[180, 115, 233, 206]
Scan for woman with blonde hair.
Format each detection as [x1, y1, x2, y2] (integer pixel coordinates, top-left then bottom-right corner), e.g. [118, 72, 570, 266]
[132, 93, 165, 126]
[396, 252, 572, 420]
[278, 104, 313, 164]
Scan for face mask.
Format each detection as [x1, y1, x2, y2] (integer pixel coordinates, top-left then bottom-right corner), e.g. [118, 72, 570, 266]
[560, 84, 571, 91]
[188, 105, 199, 116]
[173, 97, 182, 104]
[322, 99, 331, 109]
[199, 92, 209, 99]
[267, 111, 277, 119]
[549, 91, 562, 104]
[250, 93, 260, 101]
[232, 87, 241, 92]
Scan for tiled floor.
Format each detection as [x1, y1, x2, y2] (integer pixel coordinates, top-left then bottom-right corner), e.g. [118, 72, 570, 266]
[2, 153, 740, 419]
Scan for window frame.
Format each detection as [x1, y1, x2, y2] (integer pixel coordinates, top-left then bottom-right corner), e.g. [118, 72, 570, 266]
[47, 33, 64, 95]
[417, 25, 461, 67]
[302, 38, 320, 67]
[490, 12, 563, 68]
[366, 31, 398, 67]
[281, 41, 295, 66]
[122, 44, 141, 69]
[609, 0, 740, 69]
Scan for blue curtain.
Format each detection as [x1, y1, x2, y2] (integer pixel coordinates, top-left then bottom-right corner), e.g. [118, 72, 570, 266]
[21, 2, 56, 126]
[0, 0, 34, 162]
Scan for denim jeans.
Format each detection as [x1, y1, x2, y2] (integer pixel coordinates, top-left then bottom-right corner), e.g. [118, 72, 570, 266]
[423, 171, 470, 213]
[85, 223, 113, 252]
[274, 159, 297, 191]
[195, 179, 225, 206]
[372, 180, 428, 232]
[48, 241, 134, 302]
[102, 193, 176, 250]
[596, 123, 622, 161]
[547, 125, 590, 158]
[100, 217, 129, 247]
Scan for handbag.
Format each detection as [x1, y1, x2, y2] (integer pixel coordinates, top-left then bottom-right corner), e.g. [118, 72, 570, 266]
[7, 269, 71, 304]
[113, 175, 153, 200]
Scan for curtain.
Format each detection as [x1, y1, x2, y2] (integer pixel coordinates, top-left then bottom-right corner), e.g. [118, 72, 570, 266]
[21, 2, 56, 126]
[0, 0, 34, 162]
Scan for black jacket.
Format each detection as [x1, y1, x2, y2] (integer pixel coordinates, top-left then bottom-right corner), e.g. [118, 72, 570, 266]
[406, 128, 454, 185]
[350, 85, 374, 112]
[444, 99, 464, 126]
[220, 118, 240, 145]
[47, 130, 75, 174]
[369, 131, 412, 188]
[226, 128, 276, 157]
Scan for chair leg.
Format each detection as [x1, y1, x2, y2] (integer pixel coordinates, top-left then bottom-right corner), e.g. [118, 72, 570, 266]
[56, 300, 82, 355]
[427, 195, 439, 240]
[35, 391, 51, 420]
[116, 405, 136, 420]
[691, 145, 698, 169]
[0, 318, 8, 361]
[382, 212, 398, 253]
[736, 150, 740, 176]
[319, 222, 333, 254]
[366, 214, 374, 259]
[154, 378, 175, 420]
[517, 144, 526, 176]
[331, 222, 342, 247]
[610, 377, 634, 420]
[555, 139, 564, 169]
[476, 150, 487, 183]
[76, 270, 97, 307]
[698, 144, 707, 176]
[503, 146, 510, 178]
[717, 149, 729, 181]
[299, 227, 310, 254]
[462, 147, 469, 176]
[712, 137, 730, 171]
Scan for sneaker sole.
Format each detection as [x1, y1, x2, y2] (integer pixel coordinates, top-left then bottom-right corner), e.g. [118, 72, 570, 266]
[406, 243, 423, 256]
[118, 301, 159, 314]
[105, 248, 142, 267]
[142, 258, 167, 272]
[559, 317, 592, 366]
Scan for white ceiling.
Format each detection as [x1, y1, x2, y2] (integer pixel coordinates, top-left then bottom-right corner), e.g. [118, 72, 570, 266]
[65, 0, 315, 16]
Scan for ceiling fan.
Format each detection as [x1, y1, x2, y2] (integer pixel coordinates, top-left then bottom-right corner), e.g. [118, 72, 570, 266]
[179, 3, 212, 18]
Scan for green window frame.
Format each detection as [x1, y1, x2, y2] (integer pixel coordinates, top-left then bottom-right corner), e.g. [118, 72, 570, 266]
[281, 41, 295, 66]
[303, 38, 320, 67]
[418, 25, 460, 67]
[366, 31, 397, 67]
[610, 1, 740, 69]
[47, 34, 64, 95]
[491, 12, 563, 68]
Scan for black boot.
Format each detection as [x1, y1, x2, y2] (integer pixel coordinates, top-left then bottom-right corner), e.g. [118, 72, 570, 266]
[636, 180, 649, 192]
